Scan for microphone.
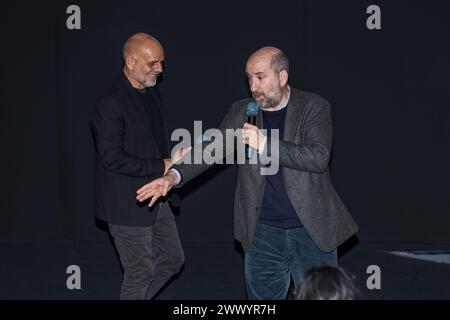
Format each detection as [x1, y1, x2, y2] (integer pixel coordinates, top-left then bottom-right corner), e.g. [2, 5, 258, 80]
[194, 132, 208, 145]
[246, 101, 259, 159]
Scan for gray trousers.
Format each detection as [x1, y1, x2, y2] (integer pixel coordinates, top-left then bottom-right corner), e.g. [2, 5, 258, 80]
[108, 203, 185, 300]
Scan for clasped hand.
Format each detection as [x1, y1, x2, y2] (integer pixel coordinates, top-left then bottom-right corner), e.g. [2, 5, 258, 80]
[137, 147, 191, 207]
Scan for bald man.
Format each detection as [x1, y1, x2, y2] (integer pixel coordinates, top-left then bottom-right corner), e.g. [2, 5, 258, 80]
[91, 33, 187, 300]
[137, 47, 358, 299]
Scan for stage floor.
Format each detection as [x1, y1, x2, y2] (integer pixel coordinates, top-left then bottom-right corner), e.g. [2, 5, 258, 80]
[1, 240, 449, 300]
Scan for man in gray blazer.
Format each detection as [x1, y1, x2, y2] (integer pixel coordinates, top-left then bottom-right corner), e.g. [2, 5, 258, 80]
[136, 47, 358, 299]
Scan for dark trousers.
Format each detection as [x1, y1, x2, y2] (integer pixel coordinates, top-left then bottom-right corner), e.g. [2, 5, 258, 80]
[108, 203, 185, 300]
[245, 223, 337, 300]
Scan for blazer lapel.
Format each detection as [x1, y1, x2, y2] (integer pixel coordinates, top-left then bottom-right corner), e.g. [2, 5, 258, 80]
[149, 87, 170, 157]
[254, 107, 265, 188]
[283, 88, 305, 142]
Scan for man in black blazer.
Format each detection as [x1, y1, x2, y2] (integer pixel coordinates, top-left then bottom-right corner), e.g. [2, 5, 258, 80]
[136, 47, 358, 300]
[91, 33, 187, 300]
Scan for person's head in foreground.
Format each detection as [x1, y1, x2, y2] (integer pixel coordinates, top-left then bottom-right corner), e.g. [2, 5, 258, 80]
[291, 265, 361, 300]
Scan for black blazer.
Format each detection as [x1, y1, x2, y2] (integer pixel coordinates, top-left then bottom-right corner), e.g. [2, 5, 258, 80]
[91, 73, 175, 226]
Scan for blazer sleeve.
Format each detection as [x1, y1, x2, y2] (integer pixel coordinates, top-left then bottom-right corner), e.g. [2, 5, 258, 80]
[91, 95, 165, 178]
[173, 102, 240, 186]
[265, 99, 332, 173]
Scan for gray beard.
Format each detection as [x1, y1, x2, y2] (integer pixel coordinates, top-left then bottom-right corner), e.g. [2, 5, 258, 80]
[259, 91, 283, 110]
[140, 77, 157, 88]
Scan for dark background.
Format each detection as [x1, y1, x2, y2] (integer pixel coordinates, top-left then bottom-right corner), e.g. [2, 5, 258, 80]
[1, 0, 449, 248]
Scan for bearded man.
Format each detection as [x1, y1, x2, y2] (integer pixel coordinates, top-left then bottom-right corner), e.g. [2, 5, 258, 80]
[91, 33, 189, 299]
[136, 46, 358, 300]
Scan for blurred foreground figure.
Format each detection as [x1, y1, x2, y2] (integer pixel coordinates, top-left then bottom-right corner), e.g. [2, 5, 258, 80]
[291, 265, 361, 300]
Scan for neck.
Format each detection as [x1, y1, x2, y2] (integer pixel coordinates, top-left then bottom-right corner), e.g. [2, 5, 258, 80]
[123, 68, 144, 89]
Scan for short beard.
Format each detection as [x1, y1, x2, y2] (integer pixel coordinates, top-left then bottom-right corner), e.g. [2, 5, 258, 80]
[258, 88, 283, 110]
[133, 70, 157, 88]
[142, 78, 157, 88]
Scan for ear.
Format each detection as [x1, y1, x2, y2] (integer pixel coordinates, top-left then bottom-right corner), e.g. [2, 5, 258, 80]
[279, 70, 289, 87]
[125, 54, 136, 70]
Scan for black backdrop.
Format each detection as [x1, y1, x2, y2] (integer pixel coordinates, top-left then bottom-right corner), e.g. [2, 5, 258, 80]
[1, 0, 449, 246]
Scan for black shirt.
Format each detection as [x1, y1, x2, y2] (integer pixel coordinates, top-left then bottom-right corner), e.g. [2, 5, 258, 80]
[136, 87, 168, 158]
[259, 106, 303, 229]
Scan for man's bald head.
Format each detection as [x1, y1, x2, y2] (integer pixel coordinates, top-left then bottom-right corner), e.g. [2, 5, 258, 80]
[122, 33, 165, 89]
[247, 47, 289, 74]
[123, 33, 163, 60]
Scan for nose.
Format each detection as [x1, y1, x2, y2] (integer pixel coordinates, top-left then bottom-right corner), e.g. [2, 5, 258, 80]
[249, 79, 259, 93]
[155, 62, 163, 73]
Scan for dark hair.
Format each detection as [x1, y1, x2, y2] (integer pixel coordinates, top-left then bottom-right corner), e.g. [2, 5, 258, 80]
[271, 51, 289, 74]
[290, 265, 361, 300]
